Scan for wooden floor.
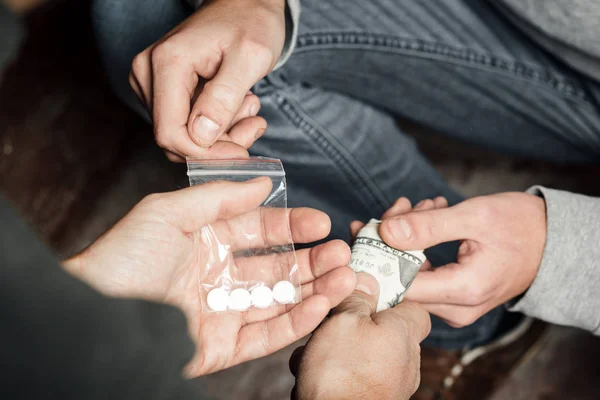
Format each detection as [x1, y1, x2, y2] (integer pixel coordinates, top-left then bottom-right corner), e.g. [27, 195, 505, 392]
[1, 1, 599, 399]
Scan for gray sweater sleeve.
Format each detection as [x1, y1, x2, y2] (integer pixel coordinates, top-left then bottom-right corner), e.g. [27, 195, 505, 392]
[509, 186, 600, 335]
[186, 0, 299, 69]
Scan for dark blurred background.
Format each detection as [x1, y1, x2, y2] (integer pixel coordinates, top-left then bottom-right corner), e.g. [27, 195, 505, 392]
[1, 0, 599, 398]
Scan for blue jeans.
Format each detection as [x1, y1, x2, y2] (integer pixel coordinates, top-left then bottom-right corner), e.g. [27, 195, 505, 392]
[92, 0, 600, 349]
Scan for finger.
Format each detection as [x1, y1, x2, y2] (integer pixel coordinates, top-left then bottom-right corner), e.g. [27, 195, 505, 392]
[242, 264, 356, 325]
[331, 273, 379, 317]
[403, 263, 476, 305]
[300, 240, 352, 284]
[236, 295, 330, 362]
[212, 207, 331, 252]
[231, 240, 351, 287]
[188, 46, 272, 147]
[300, 266, 356, 308]
[289, 345, 305, 377]
[238, 247, 355, 325]
[350, 220, 365, 240]
[180, 140, 250, 159]
[130, 49, 153, 110]
[151, 48, 198, 154]
[382, 197, 412, 219]
[228, 116, 267, 149]
[138, 177, 272, 233]
[229, 93, 261, 129]
[374, 301, 431, 342]
[413, 199, 435, 212]
[128, 71, 148, 110]
[379, 204, 476, 250]
[433, 196, 448, 209]
[165, 150, 185, 163]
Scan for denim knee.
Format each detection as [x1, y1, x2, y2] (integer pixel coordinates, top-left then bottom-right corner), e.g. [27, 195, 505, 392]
[91, 0, 190, 112]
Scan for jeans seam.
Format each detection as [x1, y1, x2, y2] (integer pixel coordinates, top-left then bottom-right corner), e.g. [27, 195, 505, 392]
[294, 31, 593, 106]
[269, 91, 389, 215]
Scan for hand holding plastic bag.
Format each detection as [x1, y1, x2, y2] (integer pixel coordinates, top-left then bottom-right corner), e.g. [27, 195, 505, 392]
[66, 177, 355, 376]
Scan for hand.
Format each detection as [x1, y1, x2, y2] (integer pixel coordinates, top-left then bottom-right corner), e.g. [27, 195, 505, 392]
[350, 196, 449, 271]
[64, 178, 356, 376]
[290, 273, 431, 400]
[130, 0, 287, 161]
[378, 193, 547, 327]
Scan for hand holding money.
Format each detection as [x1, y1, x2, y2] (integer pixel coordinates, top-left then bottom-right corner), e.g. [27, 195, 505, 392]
[290, 273, 431, 400]
[349, 197, 448, 311]
[379, 193, 546, 328]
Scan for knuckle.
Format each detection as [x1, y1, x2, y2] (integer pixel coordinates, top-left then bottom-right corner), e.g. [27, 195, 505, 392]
[154, 132, 171, 149]
[165, 151, 183, 162]
[398, 197, 412, 208]
[421, 199, 434, 208]
[203, 81, 240, 115]
[404, 304, 432, 339]
[238, 39, 275, 68]
[434, 196, 448, 206]
[463, 282, 487, 306]
[416, 214, 436, 241]
[131, 52, 147, 75]
[331, 312, 359, 328]
[151, 39, 185, 66]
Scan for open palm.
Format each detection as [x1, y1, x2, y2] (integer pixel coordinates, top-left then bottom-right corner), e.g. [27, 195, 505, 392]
[68, 178, 355, 376]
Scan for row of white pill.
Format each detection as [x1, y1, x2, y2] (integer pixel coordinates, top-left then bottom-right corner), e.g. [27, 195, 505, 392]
[207, 281, 296, 312]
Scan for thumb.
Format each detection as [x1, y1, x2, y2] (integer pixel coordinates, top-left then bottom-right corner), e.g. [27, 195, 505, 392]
[374, 302, 431, 342]
[331, 273, 380, 317]
[188, 49, 272, 147]
[379, 204, 476, 251]
[136, 177, 272, 233]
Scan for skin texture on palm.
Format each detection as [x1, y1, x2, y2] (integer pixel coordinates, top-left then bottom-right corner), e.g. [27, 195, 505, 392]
[64, 178, 356, 376]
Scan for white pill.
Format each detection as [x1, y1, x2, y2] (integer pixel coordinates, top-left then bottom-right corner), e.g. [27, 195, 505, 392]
[228, 288, 252, 311]
[207, 288, 229, 312]
[273, 281, 296, 304]
[251, 286, 274, 309]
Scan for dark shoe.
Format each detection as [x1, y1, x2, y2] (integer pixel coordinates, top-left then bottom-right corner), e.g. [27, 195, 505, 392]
[413, 315, 547, 400]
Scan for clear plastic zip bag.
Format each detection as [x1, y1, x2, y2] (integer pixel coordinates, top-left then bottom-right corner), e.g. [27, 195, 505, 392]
[187, 157, 301, 313]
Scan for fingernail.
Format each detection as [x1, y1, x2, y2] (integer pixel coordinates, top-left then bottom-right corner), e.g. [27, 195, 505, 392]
[255, 128, 266, 140]
[193, 115, 220, 147]
[415, 200, 425, 207]
[387, 218, 412, 241]
[355, 273, 379, 296]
